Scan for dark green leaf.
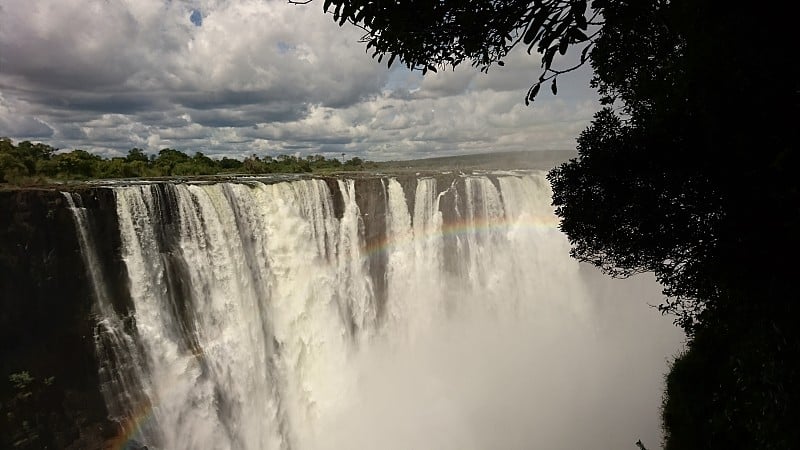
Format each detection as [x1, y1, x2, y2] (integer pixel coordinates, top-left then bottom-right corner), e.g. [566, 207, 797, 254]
[543, 47, 557, 68]
[355, 6, 368, 23]
[523, 10, 550, 45]
[530, 82, 541, 98]
[571, 28, 588, 42]
[574, 0, 588, 18]
[554, 18, 570, 39]
[580, 43, 591, 63]
[526, 82, 541, 105]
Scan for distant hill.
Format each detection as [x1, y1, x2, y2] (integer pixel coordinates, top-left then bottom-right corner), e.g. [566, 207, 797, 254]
[374, 150, 576, 171]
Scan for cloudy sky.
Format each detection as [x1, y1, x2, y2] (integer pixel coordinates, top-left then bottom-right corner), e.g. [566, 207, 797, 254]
[0, 0, 599, 161]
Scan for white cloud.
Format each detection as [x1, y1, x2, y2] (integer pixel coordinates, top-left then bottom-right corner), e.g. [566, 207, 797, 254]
[0, 0, 599, 160]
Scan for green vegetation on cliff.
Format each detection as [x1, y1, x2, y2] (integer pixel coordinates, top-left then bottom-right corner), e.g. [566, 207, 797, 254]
[0, 137, 371, 185]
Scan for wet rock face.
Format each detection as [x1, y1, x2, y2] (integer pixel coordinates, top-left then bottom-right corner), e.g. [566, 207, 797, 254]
[0, 188, 117, 450]
[354, 178, 389, 319]
[349, 173, 463, 321]
[0, 172, 489, 448]
[0, 177, 417, 449]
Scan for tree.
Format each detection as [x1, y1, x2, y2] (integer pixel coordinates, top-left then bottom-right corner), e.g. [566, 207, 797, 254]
[549, 0, 798, 328]
[344, 156, 363, 167]
[315, 0, 799, 447]
[126, 148, 149, 163]
[219, 157, 244, 170]
[0, 139, 57, 180]
[0, 152, 27, 183]
[312, 0, 600, 102]
[153, 148, 191, 176]
[0, 138, 372, 181]
[50, 150, 102, 179]
[242, 154, 269, 174]
[15, 141, 56, 162]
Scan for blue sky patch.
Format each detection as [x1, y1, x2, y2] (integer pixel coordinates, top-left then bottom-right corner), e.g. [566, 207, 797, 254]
[276, 41, 293, 54]
[189, 9, 202, 27]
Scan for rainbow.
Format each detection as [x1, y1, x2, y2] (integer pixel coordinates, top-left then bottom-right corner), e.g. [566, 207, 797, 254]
[105, 401, 156, 450]
[359, 213, 562, 259]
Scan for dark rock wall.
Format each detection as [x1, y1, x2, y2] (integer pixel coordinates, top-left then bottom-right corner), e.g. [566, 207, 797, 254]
[0, 188, 118, 450]
[354, 178, 389, 319]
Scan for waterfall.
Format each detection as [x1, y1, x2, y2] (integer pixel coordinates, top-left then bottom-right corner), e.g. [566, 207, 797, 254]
[62, 192, 156, 442]
[64, 171, 680, 450]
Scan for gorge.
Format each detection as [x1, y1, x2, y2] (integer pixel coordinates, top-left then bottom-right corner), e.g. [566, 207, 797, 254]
[0, 171, 682, 449]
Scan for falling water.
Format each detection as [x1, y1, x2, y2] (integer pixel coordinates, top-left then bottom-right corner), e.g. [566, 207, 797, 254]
[66, 172, 682, 450]
[62, 192, 156, 440]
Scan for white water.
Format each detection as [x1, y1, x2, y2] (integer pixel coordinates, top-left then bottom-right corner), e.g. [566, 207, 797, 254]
[62, 192, 156, 439]
[70, 172, 682, 450]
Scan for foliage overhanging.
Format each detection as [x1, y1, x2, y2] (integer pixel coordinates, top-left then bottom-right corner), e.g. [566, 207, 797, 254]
[307, 0, 603, 104]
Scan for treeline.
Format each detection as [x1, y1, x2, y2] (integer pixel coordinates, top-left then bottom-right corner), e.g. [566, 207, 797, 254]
[0, 138, 371, 184]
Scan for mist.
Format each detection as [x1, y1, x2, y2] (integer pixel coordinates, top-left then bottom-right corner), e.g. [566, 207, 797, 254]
[62, 173, 684, 450]
[313, 270, 684, 450]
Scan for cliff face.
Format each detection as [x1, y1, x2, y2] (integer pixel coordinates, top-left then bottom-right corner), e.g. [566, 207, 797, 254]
[0, 172, 471, 448]
[0, 188, 119, 450]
